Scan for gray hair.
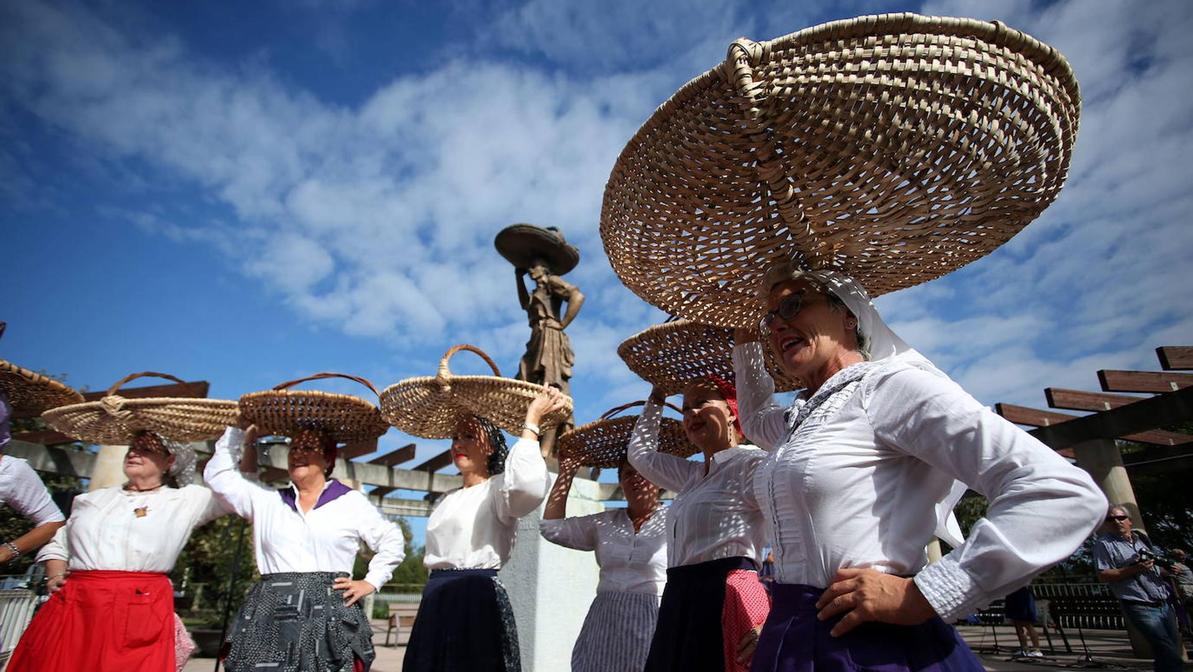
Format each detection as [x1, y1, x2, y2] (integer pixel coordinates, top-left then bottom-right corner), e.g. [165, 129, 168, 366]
[759, 261, 870, 359]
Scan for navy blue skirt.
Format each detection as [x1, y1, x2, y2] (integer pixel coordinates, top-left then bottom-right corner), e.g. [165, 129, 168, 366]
[750, 584, 983, 672]
[645, 556, 758, 672]
[402, 569, 521, 672]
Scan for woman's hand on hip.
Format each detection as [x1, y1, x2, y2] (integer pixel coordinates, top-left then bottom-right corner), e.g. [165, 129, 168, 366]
[333, 577, 375, 607]
[46, 572, 69, 594]
[814, 567, 936, 636]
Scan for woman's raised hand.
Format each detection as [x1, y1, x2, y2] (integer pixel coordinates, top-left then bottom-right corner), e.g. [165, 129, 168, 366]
[526, 386, 569, 426]
[647, 385, 667, 406]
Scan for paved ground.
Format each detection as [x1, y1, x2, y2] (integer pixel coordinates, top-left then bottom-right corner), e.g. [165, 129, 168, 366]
[184, 623, 1187, 671]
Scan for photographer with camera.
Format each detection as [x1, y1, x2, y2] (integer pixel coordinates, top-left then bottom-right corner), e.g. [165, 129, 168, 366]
[1093, 505, 1184, 672]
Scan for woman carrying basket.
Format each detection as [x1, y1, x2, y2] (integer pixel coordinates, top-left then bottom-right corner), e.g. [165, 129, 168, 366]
[382, 344, 569, 672]
[12, 371, 238, 672]
[540, 421, 667, 672]
[733, 264, 1106, 670]
[630, 377, 771, 672]
[205, 373, 407, 672]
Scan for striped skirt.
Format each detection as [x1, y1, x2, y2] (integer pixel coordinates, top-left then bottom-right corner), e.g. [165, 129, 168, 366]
[571, 591, 661, 672]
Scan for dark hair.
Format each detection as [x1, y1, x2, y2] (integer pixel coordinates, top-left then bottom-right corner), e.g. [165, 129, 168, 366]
[473, 415, 509, 476]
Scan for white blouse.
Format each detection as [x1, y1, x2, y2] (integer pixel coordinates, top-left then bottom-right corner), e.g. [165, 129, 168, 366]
[733, 342, 1107, 621]
[627, 402, 767, 568]
[540, 507, 668, 596]
[205, 427, 407, 591]
[0, 456, 65, 526]
[36, 484, 224, 572]
[424, 437, 549, 570]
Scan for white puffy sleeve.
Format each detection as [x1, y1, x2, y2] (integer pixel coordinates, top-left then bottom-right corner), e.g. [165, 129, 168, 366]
[732, 342, 793, 450]
[627, 401, 700, 494]
[492, 437, 550, 523]
[868, 366, 1107, 621]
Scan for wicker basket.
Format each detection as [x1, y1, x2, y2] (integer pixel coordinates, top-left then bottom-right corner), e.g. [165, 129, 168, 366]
[0, 360, 84, 416]
[601, 13, 1080, 327]
[380, 344, 574, 439]
[42, 372, 238, 444]
[618, 320, 800, 395]
[558, 400, 696, 468]
[239, 373, 389, 445]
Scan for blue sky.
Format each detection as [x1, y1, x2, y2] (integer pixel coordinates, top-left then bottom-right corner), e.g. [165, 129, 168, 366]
[3, 0, 1191, 546]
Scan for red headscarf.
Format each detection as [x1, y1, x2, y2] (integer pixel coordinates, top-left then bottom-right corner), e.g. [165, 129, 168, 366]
[705, 374, 743, 436]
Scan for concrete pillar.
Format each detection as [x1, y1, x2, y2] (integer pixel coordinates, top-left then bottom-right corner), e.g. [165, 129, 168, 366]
[89, 444, 129, 490]
[1072, 438, 1144, 530]
[500, 475, 604, 671]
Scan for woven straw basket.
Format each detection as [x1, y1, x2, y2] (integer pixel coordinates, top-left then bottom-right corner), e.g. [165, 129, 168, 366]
[0, 360, 84, 416]
[601, 13, 1080, 327]
[618, 320, 801, 395]
[559, 400, 695, 468]
[42, 372, 238, 444]
[239, 373, 389, 445]
[380, 344, 574, 439]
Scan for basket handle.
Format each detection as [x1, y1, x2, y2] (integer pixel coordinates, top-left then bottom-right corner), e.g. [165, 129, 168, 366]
[600, 399, 683, 420]
[105, 371, 188, 397]
[271, 372, 381, 398]
[437, 344, 502, 380]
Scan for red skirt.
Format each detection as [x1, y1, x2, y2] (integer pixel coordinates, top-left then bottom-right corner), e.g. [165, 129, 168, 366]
[9, 570, 176, 672]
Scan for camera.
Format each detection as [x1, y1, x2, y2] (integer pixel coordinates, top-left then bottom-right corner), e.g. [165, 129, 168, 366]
[1135, 549, 1174, 570]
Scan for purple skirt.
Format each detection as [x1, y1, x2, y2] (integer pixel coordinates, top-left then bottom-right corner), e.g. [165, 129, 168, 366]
[749, 584, 983, 672]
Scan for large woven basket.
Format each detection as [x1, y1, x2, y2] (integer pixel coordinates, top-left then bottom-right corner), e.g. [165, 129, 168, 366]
[42, 372, 238, 444]
[601, 13, 1080, 326]
[559, 400, 695, 468]
[239, 373, 389, 445]
[618, 320, 800, 395]
[0, 360, 84, 416]
[380, 344, 574, 439]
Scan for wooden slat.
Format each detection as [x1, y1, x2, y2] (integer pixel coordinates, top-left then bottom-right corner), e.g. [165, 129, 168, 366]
[995, 404, 1073, 427]
[1045, 388, 1144, 412]
[1098, 370, 1193, 393]
[1157, 346, 1193, 371]
[413, 449, 454, 473]
[341, 437, 379, 460]
[995, 404, 1193, 447]
[368, 444, 416, 467]
[82, 380, 210, 401]
[11, 430, 79, 446]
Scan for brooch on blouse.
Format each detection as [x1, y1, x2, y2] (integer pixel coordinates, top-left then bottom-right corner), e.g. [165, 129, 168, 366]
[134, 506, 149, 518]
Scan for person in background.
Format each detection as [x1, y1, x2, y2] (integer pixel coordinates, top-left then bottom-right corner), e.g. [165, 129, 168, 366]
[1168, 548, 1192, 635]
[1004, 585, 1044, 658]
[1094, 505, 1183, 672]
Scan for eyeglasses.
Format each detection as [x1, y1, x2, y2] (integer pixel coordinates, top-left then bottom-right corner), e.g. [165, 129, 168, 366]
[1107, 515, 1130, 522]
[760, 291, 818, 335]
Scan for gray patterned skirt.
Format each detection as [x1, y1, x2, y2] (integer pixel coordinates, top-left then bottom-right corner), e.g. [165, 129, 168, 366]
[224, 571, 374, 672]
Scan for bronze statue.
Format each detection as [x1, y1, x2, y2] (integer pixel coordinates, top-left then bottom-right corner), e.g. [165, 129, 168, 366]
[495, 225, 584, 455]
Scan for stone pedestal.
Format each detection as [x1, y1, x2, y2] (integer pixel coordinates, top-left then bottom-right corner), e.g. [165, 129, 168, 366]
[89, 444, 129, 490]
[499, 475, 604, 671]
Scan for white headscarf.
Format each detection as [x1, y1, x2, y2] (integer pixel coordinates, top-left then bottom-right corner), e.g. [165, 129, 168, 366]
[775, 267, 967, 547]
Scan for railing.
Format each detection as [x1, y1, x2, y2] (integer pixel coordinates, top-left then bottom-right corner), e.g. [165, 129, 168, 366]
[973, 582, 1124, 631]
[0, 589, 39, 663]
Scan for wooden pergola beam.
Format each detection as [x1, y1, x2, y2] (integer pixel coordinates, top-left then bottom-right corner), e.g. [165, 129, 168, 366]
[414, 449, 454, 473]
[82, 380, 210, 401]
[368, 443, 417, 468]
[1157, 346, 1193, 371]
[1045, 388, 1145, 412]
[11, 429, 79, 446]
[1098, 369, 1193, 394]
[995, 403, 1193, 447]
[1029, 386, 1193, 450]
